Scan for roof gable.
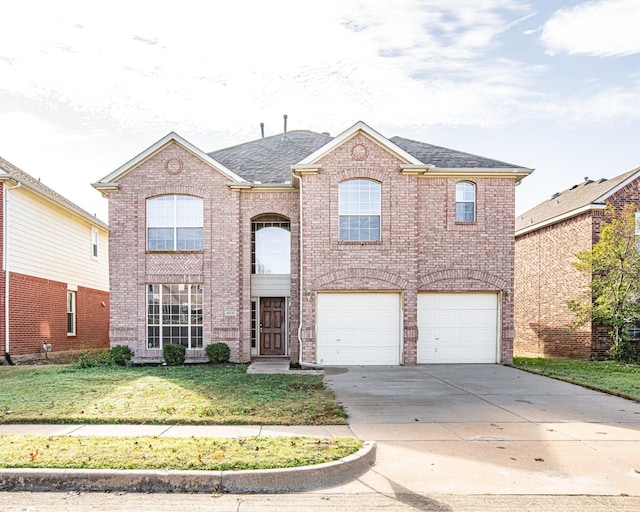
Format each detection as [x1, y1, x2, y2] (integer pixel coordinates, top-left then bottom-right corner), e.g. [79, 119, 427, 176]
[515, 166, 640, 235]
[296, 121, 422, 166]
[93, 132, 247, 191]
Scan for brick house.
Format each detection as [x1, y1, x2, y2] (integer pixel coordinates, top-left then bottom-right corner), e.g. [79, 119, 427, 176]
[514, 167, 640, 360]
[0, 157, 110, 363]
[93, 121, 531, 365]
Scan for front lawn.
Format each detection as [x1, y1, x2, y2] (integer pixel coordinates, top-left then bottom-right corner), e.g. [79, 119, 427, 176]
[0, 364, 347, 425]
[0, 434, 361, 471]
[512, 357, 640, 402]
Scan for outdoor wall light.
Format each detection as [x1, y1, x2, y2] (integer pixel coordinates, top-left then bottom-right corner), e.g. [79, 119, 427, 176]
[505, 290, 512, 302]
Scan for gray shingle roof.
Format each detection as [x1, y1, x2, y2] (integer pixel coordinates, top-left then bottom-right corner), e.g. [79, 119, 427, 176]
[0, 156, 107, 229]
[390, 136, 526, 169]
[515, 167, 640, 234]
[208, 130, 528, 183]
[208, 130, 332, 183]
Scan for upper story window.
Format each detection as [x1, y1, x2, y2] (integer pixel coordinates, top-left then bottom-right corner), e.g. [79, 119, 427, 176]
[147, 195, 203, 251]
[455, 182, 476, 222]
[339, 179, 381, 241]
[252, 216, 291, 274]
[91, 228, 99, 259]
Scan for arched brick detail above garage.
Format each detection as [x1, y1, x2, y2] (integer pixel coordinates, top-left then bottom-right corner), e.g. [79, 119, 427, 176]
[419, 269, 507, 291]
[311, 268, 408, 290]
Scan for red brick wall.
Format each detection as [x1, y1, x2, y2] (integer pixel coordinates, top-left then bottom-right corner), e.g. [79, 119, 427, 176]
[2, 272, 108, 359]
[515, 177, 640, 359]
[514, 214, 593, 359]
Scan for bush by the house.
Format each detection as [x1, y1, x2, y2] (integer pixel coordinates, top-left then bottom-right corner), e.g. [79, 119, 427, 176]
[110, 345, 134, 366]
[73, 345, 134, 369]
[205, 342, 231, 364]
[163, 344, 186, 365]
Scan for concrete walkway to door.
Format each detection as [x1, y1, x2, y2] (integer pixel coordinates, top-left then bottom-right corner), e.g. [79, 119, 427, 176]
[322, 364, 640, 497]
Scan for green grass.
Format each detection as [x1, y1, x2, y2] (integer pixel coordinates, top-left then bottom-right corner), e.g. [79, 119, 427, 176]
[512, 357, 640, 402]
[0, 434, 362, 471]
[0, 365, 347, 425]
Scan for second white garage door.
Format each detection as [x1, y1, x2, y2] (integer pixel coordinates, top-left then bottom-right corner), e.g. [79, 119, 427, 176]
[316, 293, 401, 365]
[417, 293, 498, 364]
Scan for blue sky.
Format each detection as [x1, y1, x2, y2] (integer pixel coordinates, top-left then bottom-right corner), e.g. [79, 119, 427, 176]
[1, 0, 639, 221]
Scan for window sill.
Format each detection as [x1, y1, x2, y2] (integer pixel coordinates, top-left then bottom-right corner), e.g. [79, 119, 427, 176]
[454, 221, 477, 225]
[338, 240, 383, 245]
[146, 250, 204, 254]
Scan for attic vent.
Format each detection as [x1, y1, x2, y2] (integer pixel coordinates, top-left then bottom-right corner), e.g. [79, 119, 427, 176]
[550, 192, 560, 200]
[598, 178, 608, 183]
[570, 184, 579, 190]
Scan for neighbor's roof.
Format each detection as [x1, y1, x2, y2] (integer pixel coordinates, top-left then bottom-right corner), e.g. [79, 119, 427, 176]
[0, 156, 108, 229]
[515, 166, 640, 235]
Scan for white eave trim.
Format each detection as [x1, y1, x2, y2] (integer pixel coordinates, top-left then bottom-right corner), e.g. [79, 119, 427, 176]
[93, 132, 249, 188]
[296, 121, 423, 166]
[515, 203, 606, 237]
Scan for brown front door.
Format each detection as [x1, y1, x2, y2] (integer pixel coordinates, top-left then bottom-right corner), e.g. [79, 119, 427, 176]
[260, 297, 286, 355]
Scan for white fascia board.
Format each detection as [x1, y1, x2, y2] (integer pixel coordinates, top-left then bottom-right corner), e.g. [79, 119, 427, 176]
[93, 132, 248, 187]
[515, 203, 606, 237]
[296, 121, 423, 166]
[593, 167, 640, 204]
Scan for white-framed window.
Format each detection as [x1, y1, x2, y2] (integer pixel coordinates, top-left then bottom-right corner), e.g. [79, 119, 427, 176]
[147, 195, 204, 251]
[67, 290, 76, 336]
[339, 179, 381, 241]
[252, 217, 291, 274]
[146, 284, 203, 349]
[455, 182, 476, 222]
[91, 228, 99, 259]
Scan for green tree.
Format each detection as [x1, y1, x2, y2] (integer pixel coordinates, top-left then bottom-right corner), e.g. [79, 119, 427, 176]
[569, 204, 640, 362]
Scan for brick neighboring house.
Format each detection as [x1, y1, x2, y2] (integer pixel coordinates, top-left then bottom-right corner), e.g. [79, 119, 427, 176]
[93, 121, 532, 366]
[0, 157, 110, 363]
[514, 167, 640, 360]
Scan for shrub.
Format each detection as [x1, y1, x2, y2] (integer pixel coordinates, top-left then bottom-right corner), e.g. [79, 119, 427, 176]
[205, 342, 231, 364]
[110, 345, 134, 366]
[73, 346, 134, 369]
[163, 344, 186, 365]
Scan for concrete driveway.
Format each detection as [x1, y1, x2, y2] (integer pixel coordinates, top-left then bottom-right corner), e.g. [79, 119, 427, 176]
[323, 364, 640, 497]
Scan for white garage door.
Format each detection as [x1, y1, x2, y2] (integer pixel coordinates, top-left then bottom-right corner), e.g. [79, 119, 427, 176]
[418, 293, 498, 364]
[317, 293, 401, 365]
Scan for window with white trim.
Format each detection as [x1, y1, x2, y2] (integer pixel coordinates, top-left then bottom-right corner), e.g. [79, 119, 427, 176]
[339, 179, 381, 241]
[147, 195, 203, 251]
[146, 284, 203, 349]
[91, 228, 99, 259]
[67, 290, 76, 336]
[455, 182, 476, 222]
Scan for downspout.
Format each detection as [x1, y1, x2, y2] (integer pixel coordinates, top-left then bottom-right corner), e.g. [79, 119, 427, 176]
[3, 180, 21, 364]
[293, 172, 321, 368]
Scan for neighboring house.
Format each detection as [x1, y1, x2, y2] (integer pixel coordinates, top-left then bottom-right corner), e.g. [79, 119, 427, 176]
[514, 167, 640, 360]
[93, 121, 532, 366]
[0, 157, 110, 363]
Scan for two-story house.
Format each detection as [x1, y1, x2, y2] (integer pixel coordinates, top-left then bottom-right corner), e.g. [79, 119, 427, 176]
[514, 167, 640, 360]
[0, 157, 110, 363]
[93, 121, 532, 366]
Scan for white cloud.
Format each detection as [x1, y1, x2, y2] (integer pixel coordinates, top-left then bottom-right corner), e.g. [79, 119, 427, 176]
[541, 0, 640, 56]
[0, 0, 537, 134]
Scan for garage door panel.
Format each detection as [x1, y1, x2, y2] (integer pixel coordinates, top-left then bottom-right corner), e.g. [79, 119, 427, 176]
[418, 293, 498, 364]
[317, 293, 401, 365]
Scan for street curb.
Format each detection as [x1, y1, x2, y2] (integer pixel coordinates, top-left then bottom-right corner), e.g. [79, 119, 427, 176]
[0, 441, 375, 494]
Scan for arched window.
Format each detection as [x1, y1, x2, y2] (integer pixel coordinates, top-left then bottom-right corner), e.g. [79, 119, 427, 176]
[455, 182, 476, 222]
[252, 215, 291, 274]
[339, 179, 381, 241]
[147, 195, 203, 251]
